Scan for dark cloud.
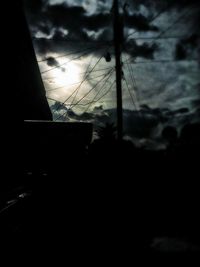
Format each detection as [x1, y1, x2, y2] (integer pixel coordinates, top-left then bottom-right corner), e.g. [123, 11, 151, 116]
[24, 0, 159, 34]
[192, 85, 200, 113]
[124, 13, 159, 32]
[33, 38, 52, 55]
[23, 0, 161, 59]
[183, 34, 200, 46]
[23, 0, 48, 13]
[175, 34, 200, 60]
[47, 3, 85, 32]
[33, 37, 100, 57]
[172, 108, 189, 115]
[52, 29, 66, 39]
[46, 57, 59, 67]
[33, 36, 158, 62]
[128, 0, 200, 10]
[175, 43, 187, 60]
[51, 102, 197, 144]
[126, 40, 158, 59]
[83, 13, 112, 31]
[45, 56, 66, 71]
[192, 98, 200, 108]
[23, 0, 200, 66]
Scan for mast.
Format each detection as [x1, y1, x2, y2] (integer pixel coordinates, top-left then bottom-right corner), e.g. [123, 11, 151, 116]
[113, 0, 123, 141]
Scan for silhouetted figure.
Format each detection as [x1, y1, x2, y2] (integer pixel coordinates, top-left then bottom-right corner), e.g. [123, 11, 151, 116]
[162, 126, 178, 147]
[97, 123, 117, 142]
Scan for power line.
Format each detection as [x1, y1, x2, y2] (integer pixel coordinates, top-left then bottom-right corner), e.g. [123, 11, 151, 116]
[37, 45, 101, 63]
[47, 96, 98, 107]
[90, 80, 116, 105]
[70, 53, 95, 108]
[33, 37, 109, 45]
[126, 3, 174, 41]
[69, 70, 114, 108]
[124, 54, 137, 90]
[157, 6, 196, 38]
[46, 72, 112, 92]
[47, 97, 61, 103]
[83, 79, 116, 113]
[47, 80, 116, 119]
[127, 61, 138, 89]
[84, 69, 115, 112]
[51, 79, 116, 121]
[124, 55, 140, 110]
[43, 66, 114, 80]
[83, 66, 114, 74]
[124, 8, 198, 67]
[41, 50, 92, 74]
[122, 71, 137, 111]
[125, 3, 198, 63]
[125, 2, 197, 47]
[126, 35, 199, 41]
[41, 46, 100, 74]
[58, 55, 105, 111]
[123, 57, 199, 65]
[55, 42, 113, 111]
[125, 4, 197, 60]
[55, 70, 112, 121]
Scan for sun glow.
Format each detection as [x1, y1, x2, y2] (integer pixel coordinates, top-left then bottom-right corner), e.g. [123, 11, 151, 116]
[52, 61, 81, 87]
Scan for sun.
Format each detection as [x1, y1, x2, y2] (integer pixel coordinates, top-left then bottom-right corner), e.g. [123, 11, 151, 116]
[52, 61, 81, 87]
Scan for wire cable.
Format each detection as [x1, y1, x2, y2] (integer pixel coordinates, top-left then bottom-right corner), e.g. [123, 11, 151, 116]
[125, 3, 174, 41]
[57, 55, 105, 111]
[37, 45, 101, 63]
[123, 71, 137, 110]
[46, 72, 112, 92]
[55, 70, 113, 120]
[70, 53, 96, 107]
[41, 46, 102, 74]
[84, 68, 115, 112]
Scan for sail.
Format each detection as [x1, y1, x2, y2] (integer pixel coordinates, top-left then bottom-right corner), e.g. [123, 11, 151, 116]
[17, 0, 52, 121]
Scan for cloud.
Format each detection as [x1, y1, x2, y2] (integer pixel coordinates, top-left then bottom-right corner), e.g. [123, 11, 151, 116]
[46, 57, 59, 66]
[175, 34, 200, 60]
[124, 13, 159, 32]
[192, 98, 200, 108]
[24, 0, 199, 65]
[23, 0, 48, 13]
[45, 56, 66, 71]
[175, 43, 187, 60]
[24, 0, 161, 59]
[50, 102, 198, 145]
[128, 0, 200, 10]
[24, 0, 200, 126]
[126, 40, 158, 59]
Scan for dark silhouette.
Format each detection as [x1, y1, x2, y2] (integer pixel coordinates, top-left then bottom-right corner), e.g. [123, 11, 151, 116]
[17, 0, 52, 121]
[1, 1, 200, 260]
[97, 122, 117, 142]
[180, 123, 200, 146]
[162, 126, 178, 146]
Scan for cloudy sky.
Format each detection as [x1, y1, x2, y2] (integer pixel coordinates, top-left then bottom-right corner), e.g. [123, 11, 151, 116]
[23, 0, 200, 147]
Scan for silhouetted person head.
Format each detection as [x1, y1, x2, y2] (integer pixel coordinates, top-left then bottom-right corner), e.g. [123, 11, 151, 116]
[97, 123, 117, 142]
[162, 126, 178, 146]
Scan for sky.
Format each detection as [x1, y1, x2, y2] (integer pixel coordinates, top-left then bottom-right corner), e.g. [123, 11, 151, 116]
[23, 0, 200, 148]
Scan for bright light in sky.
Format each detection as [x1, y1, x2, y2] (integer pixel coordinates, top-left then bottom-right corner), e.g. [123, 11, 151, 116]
[52, 61, 81, 87]
[24, 0, 200, 148]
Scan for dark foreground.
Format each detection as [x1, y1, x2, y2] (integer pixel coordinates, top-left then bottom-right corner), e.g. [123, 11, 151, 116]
[1, 123, 200, 262]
